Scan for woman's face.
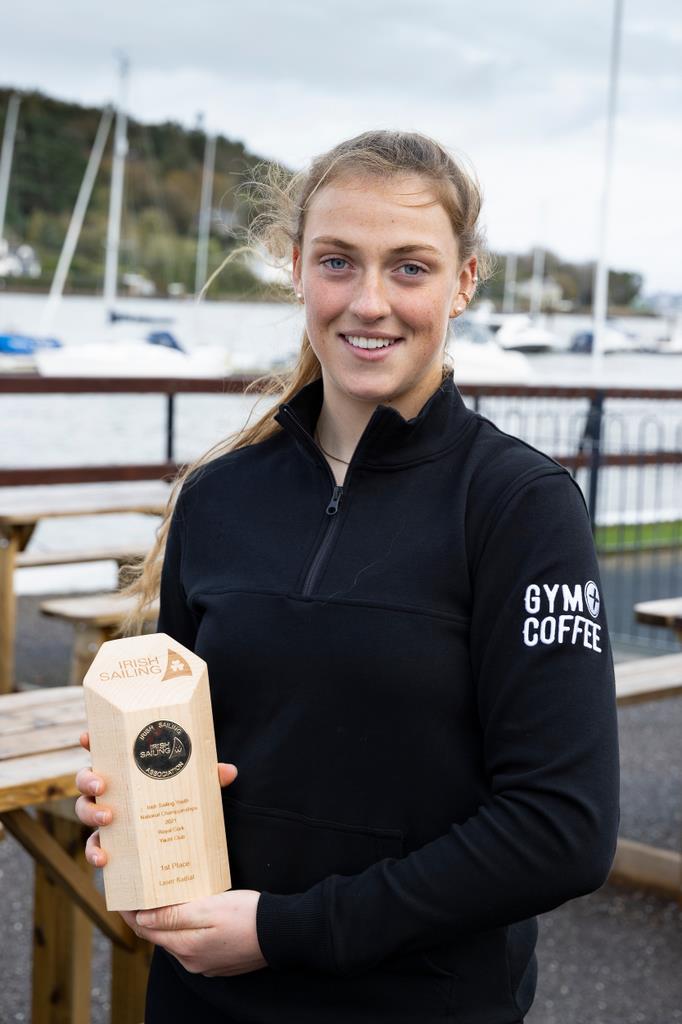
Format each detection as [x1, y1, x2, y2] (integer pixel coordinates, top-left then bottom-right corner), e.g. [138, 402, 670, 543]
[292, 173, 477, 417]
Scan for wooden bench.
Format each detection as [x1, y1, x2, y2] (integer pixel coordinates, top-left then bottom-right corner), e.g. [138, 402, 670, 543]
[40, 593, 160, 685]
[0, 481, 169, 693]
[16, 543, 149, 573]
[0, 686, 151, 1024]
[611, 652, 682, 898]
[634, 597, 682, 643]
[615, 651, 682, 705]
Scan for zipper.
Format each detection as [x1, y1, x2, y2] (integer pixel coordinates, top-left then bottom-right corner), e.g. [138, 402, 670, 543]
[280, 405, 352, 597]
[301, 482, 344, 596]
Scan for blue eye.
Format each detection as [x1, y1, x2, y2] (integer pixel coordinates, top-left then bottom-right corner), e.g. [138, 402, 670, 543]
[323, 258, 348, 271]
[400, 263, 424, 276]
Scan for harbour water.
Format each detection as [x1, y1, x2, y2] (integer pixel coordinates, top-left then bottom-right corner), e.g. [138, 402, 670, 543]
[1, 294, 680, 598]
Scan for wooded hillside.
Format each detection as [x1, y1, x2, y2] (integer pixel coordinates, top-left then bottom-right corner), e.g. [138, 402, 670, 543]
[0, 87, 279, 297]
[0, 88, 643, 309]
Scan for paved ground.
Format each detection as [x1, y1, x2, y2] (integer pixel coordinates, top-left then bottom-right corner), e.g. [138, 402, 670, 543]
[1, 595, 680, 1023]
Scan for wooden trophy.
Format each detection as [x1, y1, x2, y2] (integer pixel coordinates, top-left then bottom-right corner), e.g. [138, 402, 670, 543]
[83, 632, 231, 911]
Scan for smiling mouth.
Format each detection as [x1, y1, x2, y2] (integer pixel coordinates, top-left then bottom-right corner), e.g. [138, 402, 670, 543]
[340, 333, 402, 350]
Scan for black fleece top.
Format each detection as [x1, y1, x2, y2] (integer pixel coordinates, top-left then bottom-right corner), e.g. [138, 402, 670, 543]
[154, 369, 620, 1024]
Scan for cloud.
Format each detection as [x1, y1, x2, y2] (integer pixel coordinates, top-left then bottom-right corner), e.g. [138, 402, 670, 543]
[1, 0, 681, 290]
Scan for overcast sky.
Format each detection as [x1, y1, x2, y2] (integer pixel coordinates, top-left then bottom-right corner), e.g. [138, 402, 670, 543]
[2, 0, 681, 292]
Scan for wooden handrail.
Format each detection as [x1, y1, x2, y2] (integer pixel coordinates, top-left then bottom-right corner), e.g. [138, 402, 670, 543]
[2, 374, 682, 400]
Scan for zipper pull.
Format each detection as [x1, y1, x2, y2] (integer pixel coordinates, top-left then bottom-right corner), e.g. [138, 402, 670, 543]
[326, 485, 343, 516]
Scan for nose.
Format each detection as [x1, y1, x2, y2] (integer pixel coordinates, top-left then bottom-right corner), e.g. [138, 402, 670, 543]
[348, 270, 392, 321]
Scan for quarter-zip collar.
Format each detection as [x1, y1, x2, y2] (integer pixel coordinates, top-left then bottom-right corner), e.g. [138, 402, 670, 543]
[273, 369, 473, 469]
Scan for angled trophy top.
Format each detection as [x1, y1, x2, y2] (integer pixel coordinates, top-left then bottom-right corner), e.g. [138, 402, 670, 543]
[84, 633, 204, 708]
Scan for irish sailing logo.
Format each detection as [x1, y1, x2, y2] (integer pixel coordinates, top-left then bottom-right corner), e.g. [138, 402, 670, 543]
[162, 648, 192, 680]
[134, 720, 192, 779]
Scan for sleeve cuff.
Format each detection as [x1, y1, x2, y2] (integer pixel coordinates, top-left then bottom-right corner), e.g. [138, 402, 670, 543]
[256, 886, 336, 973]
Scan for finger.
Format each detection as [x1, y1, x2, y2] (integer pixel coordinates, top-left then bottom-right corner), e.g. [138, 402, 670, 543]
[119, 910, 155, 943]
[119, 910, 140, 933]
[75, 793, 112, 829]
[79, 731, 90, 752]
[85, 829, 108, 868]
[217, 763, 238, 788]
[136, 900, 211, 933]
[75, 766, 105, 796]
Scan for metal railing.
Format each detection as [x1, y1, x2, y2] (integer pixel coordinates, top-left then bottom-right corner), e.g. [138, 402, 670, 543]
[2, 375, 681, 650]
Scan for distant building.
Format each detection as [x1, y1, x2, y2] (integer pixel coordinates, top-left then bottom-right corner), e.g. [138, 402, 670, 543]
[515, 276, 567, 310]
[645, 292, 682, 316]
[122, 272, 156, 297]
[0, 239, 41, 278]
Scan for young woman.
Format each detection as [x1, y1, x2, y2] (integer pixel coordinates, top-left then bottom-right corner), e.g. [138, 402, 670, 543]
[75, 130, 619, 1023]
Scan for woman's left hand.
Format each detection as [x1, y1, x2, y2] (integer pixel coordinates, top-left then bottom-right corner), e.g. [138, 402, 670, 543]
[120, 889, 267, 977]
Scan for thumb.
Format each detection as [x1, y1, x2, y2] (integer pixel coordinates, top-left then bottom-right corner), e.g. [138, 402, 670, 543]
[218, 762, 238, 788]
[136, 903, 189, 931]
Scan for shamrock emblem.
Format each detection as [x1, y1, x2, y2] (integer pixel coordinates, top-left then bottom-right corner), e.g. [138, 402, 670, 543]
[162, 648, 192, 680]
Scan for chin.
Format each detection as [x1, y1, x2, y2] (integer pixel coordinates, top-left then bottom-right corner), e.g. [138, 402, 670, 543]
[336, 373, 401, 406]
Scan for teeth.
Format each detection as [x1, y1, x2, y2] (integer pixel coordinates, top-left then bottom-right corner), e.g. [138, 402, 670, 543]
[345, 335, 397, 350]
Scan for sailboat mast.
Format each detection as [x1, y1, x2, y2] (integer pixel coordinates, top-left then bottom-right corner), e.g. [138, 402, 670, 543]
[529, 246, 546, 319]
[40, 107, 114, 333]
[592, 0, 624, 372]
[103, 56, 129, 310]
[0, 94, 21, 243]
[195, 129, 216, 297]
[502, 253, 517, 314]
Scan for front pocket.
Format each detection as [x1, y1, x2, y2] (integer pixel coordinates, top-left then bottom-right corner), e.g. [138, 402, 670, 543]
[223, 795, 404, 894]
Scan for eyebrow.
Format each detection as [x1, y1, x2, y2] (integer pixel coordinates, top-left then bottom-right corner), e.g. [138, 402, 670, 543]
[310, 236, 443, 257]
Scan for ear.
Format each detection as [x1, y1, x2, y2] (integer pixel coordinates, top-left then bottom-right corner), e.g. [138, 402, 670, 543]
[449, 256, 479, 318]
[460, 255, 478, 294]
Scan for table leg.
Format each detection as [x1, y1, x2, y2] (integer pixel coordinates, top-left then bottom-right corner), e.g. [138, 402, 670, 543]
[71, 625, 110, 686]
[32, 810, 93, 1024]
[0, 526, 19, 695]
[111, 937, 153, 1024]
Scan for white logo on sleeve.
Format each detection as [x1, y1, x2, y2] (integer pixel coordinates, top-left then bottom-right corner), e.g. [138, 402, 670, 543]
[584, 581, 600, 618]
[522, 582, 602, 652]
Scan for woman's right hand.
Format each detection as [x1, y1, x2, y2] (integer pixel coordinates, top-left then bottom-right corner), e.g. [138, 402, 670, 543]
[74, 731, 111, 867]
[74, 731, 239, 868]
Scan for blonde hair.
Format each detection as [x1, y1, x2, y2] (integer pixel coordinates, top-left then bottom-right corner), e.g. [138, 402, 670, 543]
[118, 129, 491, 637]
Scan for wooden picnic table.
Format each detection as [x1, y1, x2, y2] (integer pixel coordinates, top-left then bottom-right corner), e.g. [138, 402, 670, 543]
[634, 597, 682, 643]
[0, 685, 151, 1024]
[0, 480, 171, 694]
[611, 652, 682, 898]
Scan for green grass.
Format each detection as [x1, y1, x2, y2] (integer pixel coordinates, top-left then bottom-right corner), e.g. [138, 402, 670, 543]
[595, 520, 682, 553]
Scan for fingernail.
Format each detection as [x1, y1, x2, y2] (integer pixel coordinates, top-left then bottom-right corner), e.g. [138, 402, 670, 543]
[90, 780, 102, 795]
[136, 912, 154, 927]
[91, 851, 102, 866]
[95, 811, 109, 825]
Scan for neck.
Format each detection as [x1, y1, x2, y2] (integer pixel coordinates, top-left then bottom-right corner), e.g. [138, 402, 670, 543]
[315, 366, 445, 469]
[315, 394, 372, 468]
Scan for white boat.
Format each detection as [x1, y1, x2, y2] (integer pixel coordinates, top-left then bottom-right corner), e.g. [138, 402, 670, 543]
[654, 315, 682, 354]
[489, 314, 562, 353]
[569, 322, 643, 354]
[449, 319, 534, 383]
[223, 318, 534, 385]
[35, 331, 230, 378]
[0, 332, 62, 373]
[467, 307, 563, 353]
